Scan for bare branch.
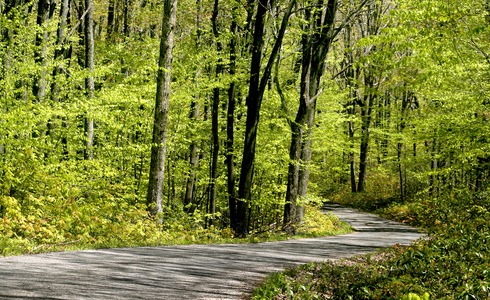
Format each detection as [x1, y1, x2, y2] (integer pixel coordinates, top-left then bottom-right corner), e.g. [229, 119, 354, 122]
[274, 55, 292, 126]
[29, 239, 82, 254]
[61, 2, 93, 46]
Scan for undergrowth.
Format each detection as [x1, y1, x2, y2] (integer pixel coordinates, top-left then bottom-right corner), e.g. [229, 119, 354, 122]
[0, 149, 352, 257]
[0, 203, 351, 256]
[251, 181, 490, 299]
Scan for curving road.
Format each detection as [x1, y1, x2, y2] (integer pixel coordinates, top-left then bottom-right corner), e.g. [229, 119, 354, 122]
[0, 204, 424, 299]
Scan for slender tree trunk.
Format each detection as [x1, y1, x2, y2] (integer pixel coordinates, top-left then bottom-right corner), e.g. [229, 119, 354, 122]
[397, 91, 410, 201]
[348, 116, 357, 192]
[209, 88, 219, 226]
[33, 0, 53, 103]
[237, 0, 295, 236]
[51, 0, 70, 102]
[381, 95, 391, 158]
[208, 0, 223, 226]
[357, 92, 373, 192]
[107, 0, 114, 39]
[84, 0, 95, 160]
[184, 0, 202, 213]
[286, 65, 321, 225]
[184, 100, 200, 211]
[226, 5, 238, 230]
[236, 0, 269, 236]
[297, 97, 317, 220]
[343, 25, 358, 193]
[284, 120, 301, 226]
[284, 0, 337, 226]
[146, 0, 178, 219]
[123, 0, 130, 38]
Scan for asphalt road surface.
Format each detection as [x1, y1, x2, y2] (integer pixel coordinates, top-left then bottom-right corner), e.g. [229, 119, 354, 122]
[0, 203, 424, 299]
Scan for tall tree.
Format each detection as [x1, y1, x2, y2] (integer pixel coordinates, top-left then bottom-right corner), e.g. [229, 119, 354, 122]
[236, 0, 296, 236]
[146, 0, 178, 219]
[208, 0, 222, 226]
[284, 0, 374, 225]
[51, 0, 70, 102]
[226, 4, 238, 231]
[106, 0, 115, 39]
[183, 0, 203, 213]
[33, 0, 55, 102]
[284, 0, 338, 226]
[348, 1, 390, 193]
[84, 0, 95, 160]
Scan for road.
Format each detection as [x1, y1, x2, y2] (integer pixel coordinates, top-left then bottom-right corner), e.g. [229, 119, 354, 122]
[0, 204, 424, 299]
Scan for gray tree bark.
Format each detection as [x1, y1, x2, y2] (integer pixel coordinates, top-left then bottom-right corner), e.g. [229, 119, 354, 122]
[226, 5, 238, 231]
[33, 0, 54, 103]
[146, 0, 177, 219]
[51, 0, 70, 102]
[184, 0, 202, 213]
[284, 0, 337, 227]
[84, 0, 95, 160]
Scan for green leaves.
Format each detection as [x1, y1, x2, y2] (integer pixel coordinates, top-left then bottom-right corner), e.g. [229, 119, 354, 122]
[400, 292, 430, 300]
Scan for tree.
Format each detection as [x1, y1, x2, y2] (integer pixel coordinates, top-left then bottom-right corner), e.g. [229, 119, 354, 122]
[147, 0, 178, 219]
[284, 0, 339, 226]
[226, 3, 238, 231]
[235, 0, 296, 236]
[51, 0, 70, 102]
[84, 0, 95, 160]
[207, 0, 223, 226]
[33, 0, 55, 103]
[183, 0, 203, 213]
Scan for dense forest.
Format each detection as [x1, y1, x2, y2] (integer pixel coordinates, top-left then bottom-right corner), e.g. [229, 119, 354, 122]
[0, 0, 489, 259]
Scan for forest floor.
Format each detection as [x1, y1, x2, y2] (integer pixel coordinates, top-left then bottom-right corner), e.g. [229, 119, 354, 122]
[0, 203, 423, 299]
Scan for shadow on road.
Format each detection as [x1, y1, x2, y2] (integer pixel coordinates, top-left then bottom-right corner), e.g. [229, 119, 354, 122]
[0, 204, 424, 299]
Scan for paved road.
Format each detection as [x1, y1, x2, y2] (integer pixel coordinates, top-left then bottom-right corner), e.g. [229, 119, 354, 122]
[0, 204, 424, 299]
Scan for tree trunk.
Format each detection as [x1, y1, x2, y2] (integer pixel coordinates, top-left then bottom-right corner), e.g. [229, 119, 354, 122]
[123, 0, 130, 38]
[236, 0, 268, 236]
[51, 0, 70, 102]
[184, 0, 202, 213]
[348, 114, 357, 192]
[184, 100, 200, 211]
[84, 0, 95, 160]
[226, 5, 238, 230]
[146, 0, 177, 219]
[107, 0, 114, 39]
[209, 86, 219, 226]
[284, 0, 337, 226]
[397, 90, 410, 201]
[33, 0, 53, 103]
[381, 95, 391, 158]
[284, 121, 301, 226]
[236, 0, 295, 236]
[296, 98, 317, 220]
[357, 92, 373, 192]
[208, 0, 223, 227]
[343, 25, 358, 193]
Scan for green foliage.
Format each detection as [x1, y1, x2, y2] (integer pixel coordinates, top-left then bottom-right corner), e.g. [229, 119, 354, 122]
[330, 169, 401, 211]
[400, 292, 430, 300]
[297, 205, 341, 236]
[251, 189, 490, 300]
[0, 148, 349, 256]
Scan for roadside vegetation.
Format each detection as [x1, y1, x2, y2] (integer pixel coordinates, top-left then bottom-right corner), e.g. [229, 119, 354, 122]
[0, 161, 351, 256]
[251, 186, 490, 299]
